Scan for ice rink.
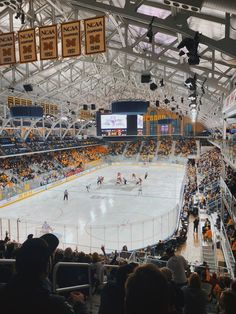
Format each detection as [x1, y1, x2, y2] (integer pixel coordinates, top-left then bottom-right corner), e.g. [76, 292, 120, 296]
[0, 163, 185, 252]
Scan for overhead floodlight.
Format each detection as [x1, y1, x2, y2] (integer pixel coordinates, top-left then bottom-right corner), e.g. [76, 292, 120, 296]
[188, 93, 197, 101]
[184, 75, 197, 91]
[189, 102, 197, 108]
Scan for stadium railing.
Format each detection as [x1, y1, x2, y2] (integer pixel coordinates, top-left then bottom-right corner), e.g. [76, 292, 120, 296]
[0, 204, 179, 253]
[0, 259, 232, 294]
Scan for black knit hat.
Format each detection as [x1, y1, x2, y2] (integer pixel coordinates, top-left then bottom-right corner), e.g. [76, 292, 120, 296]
[16, 238, 51, 275]
[40, 233, 59, 255]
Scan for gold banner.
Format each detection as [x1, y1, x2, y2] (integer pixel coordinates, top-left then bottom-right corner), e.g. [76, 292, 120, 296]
[0, 32, 16, 65]
[18, 28, 37, 63]
[39, 25, 58, 60]
[79, 110, 93, 120]
[61, 20, 81, 58]
[84, 16, 106, 55]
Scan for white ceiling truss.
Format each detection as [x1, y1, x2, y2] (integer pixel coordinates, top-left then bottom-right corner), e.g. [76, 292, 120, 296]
[0, 0, 236, 131]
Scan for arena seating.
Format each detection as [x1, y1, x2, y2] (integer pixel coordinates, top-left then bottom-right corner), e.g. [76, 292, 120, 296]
[0, 145, 108, 192]
[108, 142, 126, 156]
[175, 138, 197, 157]
[0, 135, 103, 156]
[158, 138, 172, 156]
[124, 140, 142, 158]
[140, 138, 157, 161]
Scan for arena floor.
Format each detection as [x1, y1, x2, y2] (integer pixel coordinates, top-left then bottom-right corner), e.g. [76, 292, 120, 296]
[0, 163, 185, 253]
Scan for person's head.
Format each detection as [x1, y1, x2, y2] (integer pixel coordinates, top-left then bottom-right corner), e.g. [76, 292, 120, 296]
[212, 272, 217, 280]
[189, 272, 201, 289]
[64, 247, 73, 259]
[92, 252, 100, 263]
[125, 264, 169, 314]
[221, 289, 236, 314]
[16, 238, 52, 279]
[160, 267, 173, 282]
[116, 262, 138, 289]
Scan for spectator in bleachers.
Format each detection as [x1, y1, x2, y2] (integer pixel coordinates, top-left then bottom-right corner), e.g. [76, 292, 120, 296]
[158, 138, 172, 156]
[0, 237, 88, 314]
[124, 140, 142, 158]
[218, 279, 236, 314]
[125, 264, 170, 314]
[182, 272, 208, 314]
[160, 267, 184, 314]
[98, 263, 137, 314]
[175, 138, 197, 157]
[166, 248, 188, 287]
[108, 142, 126, 156]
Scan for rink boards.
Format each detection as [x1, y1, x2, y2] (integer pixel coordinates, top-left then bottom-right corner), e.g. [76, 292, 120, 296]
[0, 162, 186, 253]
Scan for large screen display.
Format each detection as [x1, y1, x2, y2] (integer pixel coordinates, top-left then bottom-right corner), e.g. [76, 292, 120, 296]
[101, 114, 127, 129]
[137, 115, 143, 129]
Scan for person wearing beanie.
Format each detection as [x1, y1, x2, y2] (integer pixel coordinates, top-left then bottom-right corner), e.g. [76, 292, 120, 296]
[0, 237, 88, 314]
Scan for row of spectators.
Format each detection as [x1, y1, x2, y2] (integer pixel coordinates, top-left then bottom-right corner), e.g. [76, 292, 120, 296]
[0, 135, 102, 156]
[158, 138, 172, 156]
[175, 138, 197, 157]
[223, 211, 236, 260]
[108, 142, 126, 156]
[224, 163, 236, 198]
[0, 231, 235, 313]
[108, 138, 197, 159]
[140, 139, 157, 161]
[0, 146, 108, 190]
[124, 140, 142, 158]
[197, 147, 236, 271]
[197, 148, 222, 185]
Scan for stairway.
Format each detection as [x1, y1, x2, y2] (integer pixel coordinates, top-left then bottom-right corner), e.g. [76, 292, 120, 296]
[155, 141, 161, 161]
[196, 140, 200, 158]
[137, 141, 144, 161]
[121, 142, 130, 160]
[202, 244, 217, 271]
[171, 140, 176, 157]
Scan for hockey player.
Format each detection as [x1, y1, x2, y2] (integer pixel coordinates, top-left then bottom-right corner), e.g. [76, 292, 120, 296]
[64, 189, 68, 200]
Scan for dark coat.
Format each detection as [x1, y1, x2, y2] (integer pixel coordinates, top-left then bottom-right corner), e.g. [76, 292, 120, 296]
[0, 274, 88, 314]
[182, 286, 208, 314]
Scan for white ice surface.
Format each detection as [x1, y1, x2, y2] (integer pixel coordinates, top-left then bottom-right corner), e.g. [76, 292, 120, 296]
[0, 163, 185, 253]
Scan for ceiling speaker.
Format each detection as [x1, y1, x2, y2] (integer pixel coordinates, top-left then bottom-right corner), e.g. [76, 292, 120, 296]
[141, 73, 151, 83]
[23, 84, 33, 92]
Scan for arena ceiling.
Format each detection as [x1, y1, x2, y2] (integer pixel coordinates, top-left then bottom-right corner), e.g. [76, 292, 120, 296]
[0, 0, 236, 132]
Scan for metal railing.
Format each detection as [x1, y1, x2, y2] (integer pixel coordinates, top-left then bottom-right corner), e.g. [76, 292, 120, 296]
[220, 225, 236, 278]
[0, 258, 231, 293]
[0, 204, 179, 253]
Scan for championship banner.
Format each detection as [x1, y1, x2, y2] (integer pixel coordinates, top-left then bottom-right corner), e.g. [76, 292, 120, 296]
[39, 25, 58, 60]
[84, 16, 106, 55]
[61, 21, 81, 58]
[0, 32, 16, 66]
[18, 28, 37, 63]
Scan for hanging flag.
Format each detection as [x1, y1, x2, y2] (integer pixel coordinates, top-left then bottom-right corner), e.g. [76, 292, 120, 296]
[39, 25, 58, 60]
[18, 28, 37, 63]
[61, 20, 81, 58]
[84, 16, 106, 55]
[0, 32, 16, 66]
